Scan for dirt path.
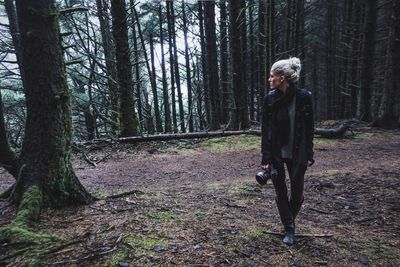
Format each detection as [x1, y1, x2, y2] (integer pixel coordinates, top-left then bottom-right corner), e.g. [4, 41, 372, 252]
[1, 129, 399, 266]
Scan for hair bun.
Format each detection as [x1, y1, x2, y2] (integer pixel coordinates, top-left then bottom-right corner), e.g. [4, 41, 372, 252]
[289, 57, 301, 82]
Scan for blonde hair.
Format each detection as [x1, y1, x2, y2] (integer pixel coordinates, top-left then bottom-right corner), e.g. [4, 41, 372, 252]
[271, 57, 301, 83]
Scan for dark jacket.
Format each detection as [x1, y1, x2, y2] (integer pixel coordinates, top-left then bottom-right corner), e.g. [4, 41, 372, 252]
[261, 86, 314, 177]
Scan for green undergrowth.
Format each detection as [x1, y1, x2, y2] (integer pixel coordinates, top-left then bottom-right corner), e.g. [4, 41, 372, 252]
[353, 131, 398, 141]
[145, 210, 181, 223]
[359, 240, 398, 262]
[109, 250, 130, 267]
[166, 135, 260, 154]
[228, 183, 262, 194]
[200, 135, 260, 152]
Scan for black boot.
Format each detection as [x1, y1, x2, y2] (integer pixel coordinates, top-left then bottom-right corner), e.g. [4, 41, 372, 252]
[276, 197, 295, 246]
[283, 223, 295, 246]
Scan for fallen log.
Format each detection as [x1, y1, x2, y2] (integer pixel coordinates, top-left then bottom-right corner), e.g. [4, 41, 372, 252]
[74, 126, 352, 146]
[118, 130, 261, 143]
[314, 125, 352, 138]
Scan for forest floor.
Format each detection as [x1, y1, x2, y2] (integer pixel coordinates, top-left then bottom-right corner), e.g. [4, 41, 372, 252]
[1, 124, 400, 266]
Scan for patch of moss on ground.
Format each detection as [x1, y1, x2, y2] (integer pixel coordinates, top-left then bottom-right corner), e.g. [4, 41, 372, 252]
[165, 135, 261, 154]
[145, 210, 181, 222]
[228, 183, 262, 194]
[354, 131, 397, 141]
[138, 191, 162, 201]
[0, 221, 60, 245]
[246, 226, 265, 238]
[205, 183, 224, 191]
[313, 138, 337, 145]
[109, 249, 130, 267]
[359, 241, 398, 262]
[125, 234, 168, 251]
[200, 135, 260, 152]
[195, 211, 208, 221]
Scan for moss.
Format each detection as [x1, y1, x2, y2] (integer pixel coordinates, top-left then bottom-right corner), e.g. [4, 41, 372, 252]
[165, 135, 260, 154]
[360, 241, 398, 261]
[206, 183, 224, 191]
[228, 183, 262, 194]
[246, 226, 265, 238]
[125, 234, 167, 251]
[313, 138, 336, 145]
[15, 186, 43, 224]
[195, 211, 208, 221]
[145, 210, 181, 222]
[0, 186, 60, 245]
[354, 131, 397, 141]
[201, 135, 260, 152]
[0, 221, 59, 245]
[109, 250, 129, 267]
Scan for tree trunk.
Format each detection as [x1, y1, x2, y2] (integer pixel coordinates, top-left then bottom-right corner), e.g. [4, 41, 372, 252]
[204, 2, 220, 130]
[219, 0, 229, 125]
[111, 0, 138, 137]
[11, 0, 93, 211]
[133, 6, 162, 133]
[193, 58, 205, 130]
[159, 5, 172, 133]
[378, 0, 400, 128]
[230, 0, 249, 130]
[169, 1, 186, 132]
[166, 2, 178, 133]
[326, 1, 338, 120]
[257, 0, 267, 122]
[149, 33, 163, 133]
[249, 0, 256, 122]
[95, 0, 119, 134]
[198, 1, 210, 128]
[182, 1, 194, 132]
[131, 18, 144, 133]
[357, 0, 377, 122]
[266, 0, 275, 83]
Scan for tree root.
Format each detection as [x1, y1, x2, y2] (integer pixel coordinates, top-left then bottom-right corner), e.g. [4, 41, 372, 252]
[0, 186, 60, 245]
[0, 184, 14, 199]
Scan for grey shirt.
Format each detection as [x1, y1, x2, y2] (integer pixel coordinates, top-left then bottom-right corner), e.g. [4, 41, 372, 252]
[281, 95, 296, 159]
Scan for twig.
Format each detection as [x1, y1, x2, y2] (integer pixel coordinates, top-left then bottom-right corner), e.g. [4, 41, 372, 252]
[49, 235, 122, 265]
[42, 237, 87, 256]
[83, 153, 97, 167]
[106, 189, 145, 199]
[225, 203, 247, 209]
[0, 247, 30, 262]
[309, 207, 331, 214]
[263, 230, 333, 238]
[355, 215, 382, 223]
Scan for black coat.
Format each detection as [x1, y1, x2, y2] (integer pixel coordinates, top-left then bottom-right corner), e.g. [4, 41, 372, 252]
[261, 87, 314, 177]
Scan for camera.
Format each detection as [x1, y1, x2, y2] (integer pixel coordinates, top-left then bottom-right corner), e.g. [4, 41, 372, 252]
[256, 165, 278, 185]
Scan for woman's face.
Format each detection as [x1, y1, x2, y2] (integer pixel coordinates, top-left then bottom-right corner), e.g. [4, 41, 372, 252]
[269, 71, 284, 90]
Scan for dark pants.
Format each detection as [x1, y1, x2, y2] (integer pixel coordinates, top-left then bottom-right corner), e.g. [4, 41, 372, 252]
[272, 159, 305, 203]
[272, 159, 306, 230]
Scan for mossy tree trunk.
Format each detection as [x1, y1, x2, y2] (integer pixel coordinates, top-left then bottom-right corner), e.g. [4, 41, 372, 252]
[111, 0, 139, 137]
[9, 0, 93, 211]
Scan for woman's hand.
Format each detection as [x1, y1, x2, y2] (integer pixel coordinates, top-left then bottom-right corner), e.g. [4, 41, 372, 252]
[261, 164, 270, 171]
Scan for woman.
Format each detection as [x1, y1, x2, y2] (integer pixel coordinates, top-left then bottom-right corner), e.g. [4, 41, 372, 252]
[261, 57, 314, 246]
